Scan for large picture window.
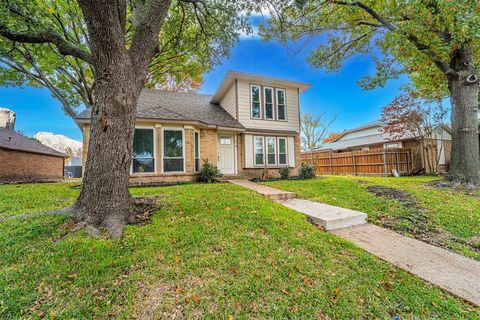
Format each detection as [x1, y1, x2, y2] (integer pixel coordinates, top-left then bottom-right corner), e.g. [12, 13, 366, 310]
[163, 129, 184, 172]
[278, 138, 287, 165]
[266, 137, 276, 165]
[264, 87, 274, 120]
[251, 85, 261, 119]
[132, 128, 155, 173]
[254, 136, 264, 165]
[276, 88, 286, 120]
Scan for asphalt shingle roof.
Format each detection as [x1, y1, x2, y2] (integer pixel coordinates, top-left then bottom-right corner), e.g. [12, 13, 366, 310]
[0, 127, 66, 158]
[76, 89, 244, 129]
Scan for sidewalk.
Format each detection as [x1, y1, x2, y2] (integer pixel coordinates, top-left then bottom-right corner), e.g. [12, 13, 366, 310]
[229, 179, 480, 306]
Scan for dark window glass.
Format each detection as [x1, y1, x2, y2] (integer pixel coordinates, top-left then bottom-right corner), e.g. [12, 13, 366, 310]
[264, 88, 273, 119]
[278, 138, 287, 165]
[267, 137, 276, 165]
[251, 85, 261, 118]
[132, 129, 154, 173]
[194, 132, 200, 172]
[163, 130, 183, 172]
[277, 89, 286, 120]
[254, 137, 264, 165]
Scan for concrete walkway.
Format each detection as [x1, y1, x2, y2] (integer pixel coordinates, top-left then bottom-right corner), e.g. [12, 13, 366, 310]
[228, 179, 480, 306]
[334, 224, 480, 306]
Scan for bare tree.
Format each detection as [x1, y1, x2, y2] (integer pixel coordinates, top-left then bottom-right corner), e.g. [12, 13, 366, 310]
[381, 94, 449, 173]
[301, 112, 336, 151]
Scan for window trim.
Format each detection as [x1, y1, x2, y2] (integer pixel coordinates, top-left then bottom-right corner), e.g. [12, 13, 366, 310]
[275, 88, 287, 121]
[266, 137, 277, 166]
[263, 86, 274, 120]
[131, 126, 156, 175]
[161, 127, 185, 173]
[253, 136, 265, 166]
[250, 84, 262, 119]
[194, 130, 200, 173]
[277, 137, 288, 166]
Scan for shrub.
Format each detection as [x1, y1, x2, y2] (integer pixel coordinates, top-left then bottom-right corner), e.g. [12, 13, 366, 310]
[279, 167, 291, 180]
[299, 163, 315, 179]
[197, 159, 222, 183]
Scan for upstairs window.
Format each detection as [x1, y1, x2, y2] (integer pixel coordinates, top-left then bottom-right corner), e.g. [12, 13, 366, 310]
[163, 129, 184, 172]
[132, 128, 155, 173]
[251, 85, 261, 119]
[266, 137, 276, 165]
[276, 88, 286, 120]
[264, 87, 274, 120]
[254, 136, 264, 165]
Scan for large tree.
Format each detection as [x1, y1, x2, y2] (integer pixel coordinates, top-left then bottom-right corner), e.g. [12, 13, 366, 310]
[301, 112, 335, 150]
[261, 0, 480, 185]
[0, 0, 233, 126]
[0, 0, 249, 237]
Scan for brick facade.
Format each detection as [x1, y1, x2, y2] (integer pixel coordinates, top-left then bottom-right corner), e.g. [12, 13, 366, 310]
[0, 149, 64, 183]
[81, 123, 301, 183]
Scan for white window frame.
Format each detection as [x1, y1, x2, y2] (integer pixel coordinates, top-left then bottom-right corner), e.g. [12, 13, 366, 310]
[253, 136, 265, 166]
[250, 84, 262, 119]
[275, 88, 287, 121]
[266, 137, 277, 166]
[131, 125, 156, 174]
[277, 137, 288, 166]
[194, 130, 200, 172]
[263, 86, 274, 120]
[161, 127, 185, 173]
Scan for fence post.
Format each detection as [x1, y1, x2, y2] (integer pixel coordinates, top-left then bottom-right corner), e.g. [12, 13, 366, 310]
[353, 153, 357, 176]
[329, 150, 333, 175]
[383, 148, 387, 176]
[395, 149, 399, 173]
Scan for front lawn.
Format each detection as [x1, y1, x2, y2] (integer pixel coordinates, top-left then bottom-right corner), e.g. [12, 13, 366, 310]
[264, 176, 480, 261]
[0, 182, 478, 318]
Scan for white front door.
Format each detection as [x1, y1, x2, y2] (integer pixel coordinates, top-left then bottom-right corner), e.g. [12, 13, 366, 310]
[218, 134, 235, 175]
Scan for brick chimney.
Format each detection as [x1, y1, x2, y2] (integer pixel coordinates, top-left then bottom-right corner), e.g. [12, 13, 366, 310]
[0, 108, 16, 130]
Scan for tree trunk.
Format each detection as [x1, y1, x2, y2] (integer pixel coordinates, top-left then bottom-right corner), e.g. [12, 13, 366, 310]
[72, 0, 170, 238]
[446, 47, 480, 185]
[74, 58, 142, 238]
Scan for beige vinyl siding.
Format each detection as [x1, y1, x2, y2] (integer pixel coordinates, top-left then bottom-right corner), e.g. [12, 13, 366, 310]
[243, 134, 295, 168]
[219, 83, 237, 119]
[236, 80, 300, 132]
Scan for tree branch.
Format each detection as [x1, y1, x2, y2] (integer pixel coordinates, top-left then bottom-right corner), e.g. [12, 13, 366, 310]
[0, 26, 92, 63]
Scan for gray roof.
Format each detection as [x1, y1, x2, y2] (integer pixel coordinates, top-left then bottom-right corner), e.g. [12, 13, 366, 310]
[76, 89, 244, 129]
[0, 127, 66, 158]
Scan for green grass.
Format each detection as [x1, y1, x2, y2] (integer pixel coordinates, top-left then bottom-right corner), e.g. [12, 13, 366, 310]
[0, 182, 479, 318]
[264, 176, 480, 260]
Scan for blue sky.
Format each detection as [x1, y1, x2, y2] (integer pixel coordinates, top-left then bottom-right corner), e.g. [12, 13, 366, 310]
[0, 23, 409, 142]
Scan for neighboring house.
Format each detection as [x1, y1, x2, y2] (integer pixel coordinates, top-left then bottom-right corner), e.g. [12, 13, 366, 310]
[76, 71, 310, 183]
[0, 109, 66, 183]
[315, 121, 452, 173]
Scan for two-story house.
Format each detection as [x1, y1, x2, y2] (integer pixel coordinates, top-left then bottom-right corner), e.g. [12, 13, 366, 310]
[76, 71, 311, 183]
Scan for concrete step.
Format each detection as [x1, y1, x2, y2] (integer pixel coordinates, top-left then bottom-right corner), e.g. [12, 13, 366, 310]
[280, 199, 367, 230]
[227, 179, 295, 201]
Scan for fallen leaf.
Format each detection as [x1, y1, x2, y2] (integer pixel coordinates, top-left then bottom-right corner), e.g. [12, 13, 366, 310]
[333, 288, 340, 296]
[228, 267, 237, 274]
[303, 276, 312, 286]
[188, 294, 201, 302]
[175, 255, 181, 264]
[175, 287, 183, 294]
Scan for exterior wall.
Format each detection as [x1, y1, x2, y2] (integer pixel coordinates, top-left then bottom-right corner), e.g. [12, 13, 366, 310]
[219, 83, 237, 119]
[200, 129, 218, 165]
[338, 126, 382, 140]
[236, 80, 300, 132]
[0, 149, 64, 183]
[238, 133, 301, 179]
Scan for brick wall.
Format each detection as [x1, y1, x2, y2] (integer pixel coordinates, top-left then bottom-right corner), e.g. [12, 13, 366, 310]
[200, 129, 218, 166]
[0, 149, 64, 183]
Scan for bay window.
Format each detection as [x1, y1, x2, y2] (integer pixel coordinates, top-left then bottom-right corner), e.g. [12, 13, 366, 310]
[266, 137, 276, 165]
[163, 129, 184, 172]
[276, 88, 286, 120]
[132, 128, 155, 173]
[254, 136, 264, 165]
[264, 87, 274, 120]
[251, 85, 261, 119]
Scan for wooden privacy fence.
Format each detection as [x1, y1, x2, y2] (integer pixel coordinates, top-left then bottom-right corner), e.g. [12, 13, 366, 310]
[301, 148, 414, 176]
